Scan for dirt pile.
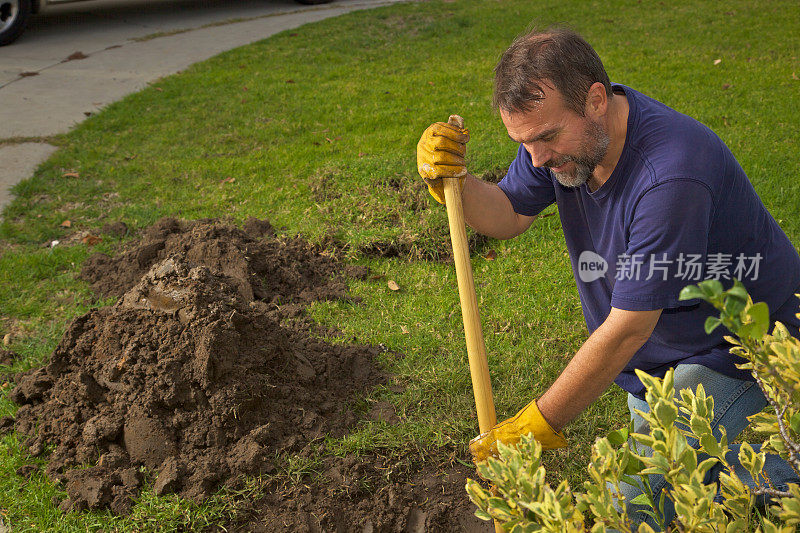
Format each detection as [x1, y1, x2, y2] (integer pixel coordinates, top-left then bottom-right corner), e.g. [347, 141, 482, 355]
[6, 217, 488, 531]
[8, 218, 386, 514]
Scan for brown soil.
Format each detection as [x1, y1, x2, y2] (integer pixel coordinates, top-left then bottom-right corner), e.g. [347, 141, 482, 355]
[6, 217, 487, 531]
[226, 453, 488, 532]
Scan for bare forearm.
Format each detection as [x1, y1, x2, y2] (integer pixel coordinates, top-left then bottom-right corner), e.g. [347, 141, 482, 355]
[462, 174, 533, 239]
[537, 309, 660, 432]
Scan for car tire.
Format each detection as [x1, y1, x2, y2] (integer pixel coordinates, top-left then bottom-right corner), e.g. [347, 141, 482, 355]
[0, 0, 32, 46]
[295, 0, 333, 5]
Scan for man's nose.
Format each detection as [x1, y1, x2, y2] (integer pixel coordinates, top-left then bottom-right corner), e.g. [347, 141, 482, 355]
[524, 143, 551, 168]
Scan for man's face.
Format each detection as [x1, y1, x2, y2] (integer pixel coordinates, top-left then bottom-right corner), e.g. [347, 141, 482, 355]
[500, 85, 610, 188]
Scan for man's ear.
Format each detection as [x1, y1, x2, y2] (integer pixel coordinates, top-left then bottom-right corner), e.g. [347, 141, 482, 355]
[584, 82, 609, 118]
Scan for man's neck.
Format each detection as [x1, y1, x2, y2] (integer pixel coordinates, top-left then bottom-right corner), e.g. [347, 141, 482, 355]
[588, 91, 630, 192]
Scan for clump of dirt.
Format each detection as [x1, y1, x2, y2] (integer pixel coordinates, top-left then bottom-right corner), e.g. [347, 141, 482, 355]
[9, 218, 385, 514]
[100, 221, 129, 238]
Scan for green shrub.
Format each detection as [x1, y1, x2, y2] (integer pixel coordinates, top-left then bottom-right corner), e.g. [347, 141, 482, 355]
[466, 280, 800, 532]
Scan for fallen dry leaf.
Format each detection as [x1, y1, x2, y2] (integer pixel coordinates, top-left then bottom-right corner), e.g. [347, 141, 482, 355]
[721, 83, 731, 90]
[221, 177, 235, 184]
[793, 72, 798, 80]
[62, 171, 80, 178]
[713, 58, 722, 65]
[286, 79, 295, 84]
[20, 71, 39, 77]
[60, 220, 72, 228]
[81, 234, 101, 246]
[400, 325, 409, 334]
[2, 333, 11, 346]
[387, 280, 400, 291]
[484, 249, 497, 261]
[154, 87, 163, 92]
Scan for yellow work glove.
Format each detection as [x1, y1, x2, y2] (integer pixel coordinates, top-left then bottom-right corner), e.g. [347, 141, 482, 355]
[468, 399, 567, 463]
[416, 119, 470, 204]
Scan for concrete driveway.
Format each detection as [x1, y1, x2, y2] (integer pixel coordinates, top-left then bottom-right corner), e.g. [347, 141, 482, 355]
[0, 0, 402, 211]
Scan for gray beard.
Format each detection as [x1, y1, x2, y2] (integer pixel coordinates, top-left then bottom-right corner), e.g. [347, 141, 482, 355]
[552, 163, 593, 188]
[551, 120, 610, 189]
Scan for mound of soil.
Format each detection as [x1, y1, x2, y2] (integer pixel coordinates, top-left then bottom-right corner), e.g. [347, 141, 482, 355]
[10, 218, 385, 514]
[6, 217, 487, 530]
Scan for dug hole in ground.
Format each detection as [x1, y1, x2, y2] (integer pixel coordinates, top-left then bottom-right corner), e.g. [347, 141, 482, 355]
[1, 217, 488, 532]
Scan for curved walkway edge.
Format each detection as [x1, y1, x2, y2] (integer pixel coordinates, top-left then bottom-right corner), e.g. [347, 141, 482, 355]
[0, 0, 404, 214]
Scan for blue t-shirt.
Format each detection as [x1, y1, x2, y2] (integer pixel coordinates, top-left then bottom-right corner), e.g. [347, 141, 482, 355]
[498, 84, 800, 398]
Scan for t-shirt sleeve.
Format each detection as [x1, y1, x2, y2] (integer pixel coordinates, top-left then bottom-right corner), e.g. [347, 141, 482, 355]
[497, 144, 556, 216]
[611, 179, 714, 311]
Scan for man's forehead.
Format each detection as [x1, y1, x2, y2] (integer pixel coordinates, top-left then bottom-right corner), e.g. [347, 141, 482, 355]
[501, 100, 562, 136]
[503, 85, 568, 120]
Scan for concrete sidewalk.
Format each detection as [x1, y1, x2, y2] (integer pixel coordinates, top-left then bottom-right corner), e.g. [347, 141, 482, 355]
[0, 0, 402, 212]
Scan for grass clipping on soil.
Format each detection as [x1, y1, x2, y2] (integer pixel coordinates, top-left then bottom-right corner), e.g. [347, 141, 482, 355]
[6, 218, 387, 514]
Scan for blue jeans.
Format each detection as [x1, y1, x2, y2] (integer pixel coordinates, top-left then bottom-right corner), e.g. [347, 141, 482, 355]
[612, 364, 798, 530]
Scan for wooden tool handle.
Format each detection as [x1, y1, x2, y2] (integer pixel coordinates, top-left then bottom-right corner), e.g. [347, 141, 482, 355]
[443, 115, 503, 533]
[442, 115, 497, 435]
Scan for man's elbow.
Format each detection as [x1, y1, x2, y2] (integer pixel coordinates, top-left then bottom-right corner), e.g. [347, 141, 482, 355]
[493, 212, 536, 240]
[606, 307, 662, 352]
[622, 330, 652, 354]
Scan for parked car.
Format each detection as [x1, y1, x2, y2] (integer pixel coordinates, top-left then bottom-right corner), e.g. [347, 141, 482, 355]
[0, 0, 331, 46]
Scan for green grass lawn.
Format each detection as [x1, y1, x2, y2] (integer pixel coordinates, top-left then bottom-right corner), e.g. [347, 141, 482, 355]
[1, 0, 799, 530]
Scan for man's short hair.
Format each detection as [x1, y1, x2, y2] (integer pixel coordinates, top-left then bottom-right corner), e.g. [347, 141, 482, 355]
[493, 27, 612, 116]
